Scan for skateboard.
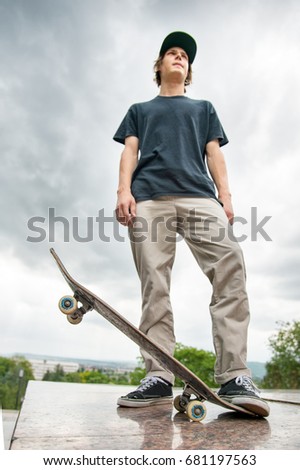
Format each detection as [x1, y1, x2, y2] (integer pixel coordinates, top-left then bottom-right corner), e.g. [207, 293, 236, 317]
[50, 248, 257, 421]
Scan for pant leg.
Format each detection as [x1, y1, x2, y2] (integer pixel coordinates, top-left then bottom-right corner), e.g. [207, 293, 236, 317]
[176, 197, 251, 384]
[129, 198, 177, 384]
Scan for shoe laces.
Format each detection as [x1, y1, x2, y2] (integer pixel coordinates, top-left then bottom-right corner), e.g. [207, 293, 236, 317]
[137, 376, 165, 392]
[235, 375, 260, 395]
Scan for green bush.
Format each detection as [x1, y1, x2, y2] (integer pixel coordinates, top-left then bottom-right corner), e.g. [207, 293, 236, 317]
[0, 356, 34, 409]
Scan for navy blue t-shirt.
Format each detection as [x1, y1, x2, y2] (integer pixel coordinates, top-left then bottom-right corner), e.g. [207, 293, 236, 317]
[113, 95, 228, 202]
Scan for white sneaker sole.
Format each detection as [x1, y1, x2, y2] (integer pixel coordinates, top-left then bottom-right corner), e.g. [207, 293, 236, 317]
[117, 396, 173, 408]
[221, 396, 270, 417]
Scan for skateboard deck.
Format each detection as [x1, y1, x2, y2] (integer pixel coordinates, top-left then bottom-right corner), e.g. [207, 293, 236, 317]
[50, 248, 257, 421]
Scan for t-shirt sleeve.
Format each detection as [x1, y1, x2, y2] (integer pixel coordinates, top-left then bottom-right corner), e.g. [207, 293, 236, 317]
[206, 102, 229, 147]
[113, 105, 138, 144]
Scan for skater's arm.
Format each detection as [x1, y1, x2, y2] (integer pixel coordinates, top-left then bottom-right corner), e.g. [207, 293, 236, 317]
[206, 139, 234, 224]
[116, 136, 139, 226]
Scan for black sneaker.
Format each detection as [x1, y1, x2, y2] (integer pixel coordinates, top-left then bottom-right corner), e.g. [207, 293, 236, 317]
[117, 376, 173, 407]
[218, 375, 270, 417]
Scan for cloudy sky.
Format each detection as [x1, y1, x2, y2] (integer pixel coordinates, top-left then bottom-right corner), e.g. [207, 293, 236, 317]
[1, 0, 300, 367]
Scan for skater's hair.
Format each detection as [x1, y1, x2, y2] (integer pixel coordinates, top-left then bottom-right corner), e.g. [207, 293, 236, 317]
[153, 53, 193, 92]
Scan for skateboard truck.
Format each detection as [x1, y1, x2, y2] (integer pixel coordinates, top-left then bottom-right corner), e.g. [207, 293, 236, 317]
[174, 384, 207, 421]
[58, 292, 93, 325]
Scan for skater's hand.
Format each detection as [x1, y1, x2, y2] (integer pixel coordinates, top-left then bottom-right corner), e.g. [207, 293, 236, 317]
[219, 195, 234, 225]
[116, 190, 136, 226]
[206, 140, 234, 225]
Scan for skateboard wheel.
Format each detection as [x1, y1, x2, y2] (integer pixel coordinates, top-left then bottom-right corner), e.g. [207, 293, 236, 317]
[174, 395, 187, 413]
[67, 312, 83, 325]
[59, 296, 78, 315]
[186, 400, 207, 422]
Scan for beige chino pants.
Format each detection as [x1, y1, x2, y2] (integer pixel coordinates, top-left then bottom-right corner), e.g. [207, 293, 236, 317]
[129, 197, 251, 385]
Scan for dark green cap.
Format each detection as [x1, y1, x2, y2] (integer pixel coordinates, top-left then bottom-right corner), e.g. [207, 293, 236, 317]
[159, 31, 197, 64]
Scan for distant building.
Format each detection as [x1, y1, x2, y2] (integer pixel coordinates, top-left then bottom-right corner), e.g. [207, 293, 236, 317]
[29, 359, 79, 380]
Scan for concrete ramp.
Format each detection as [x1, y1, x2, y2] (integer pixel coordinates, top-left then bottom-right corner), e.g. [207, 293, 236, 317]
[9, 381, 300, 450]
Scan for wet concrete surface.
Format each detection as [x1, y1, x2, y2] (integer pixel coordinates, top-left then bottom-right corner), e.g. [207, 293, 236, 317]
[7, 381, 300, 450]
[1, 410, 19, 450]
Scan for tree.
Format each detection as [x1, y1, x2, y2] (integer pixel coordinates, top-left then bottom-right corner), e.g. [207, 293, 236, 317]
[129, 343, 216, 388]
[0, 356, 34, 409]
[79, 370, 111, 384]
[262, 321, 300, 389]
[129, 358, 146, 385]
[174, 343, 216, 388]
[42, 364, 66, 382]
